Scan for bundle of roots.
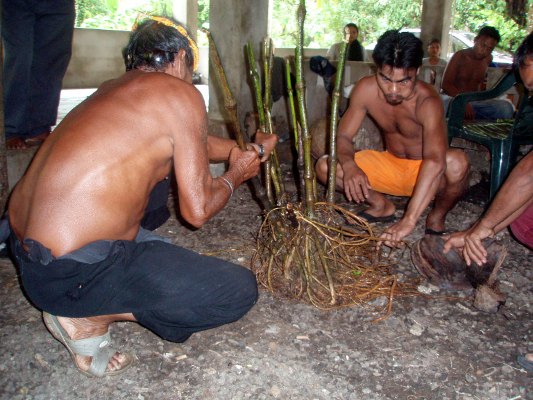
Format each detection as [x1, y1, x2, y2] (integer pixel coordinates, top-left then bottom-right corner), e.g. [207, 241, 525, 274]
[252, 202, 420, 317]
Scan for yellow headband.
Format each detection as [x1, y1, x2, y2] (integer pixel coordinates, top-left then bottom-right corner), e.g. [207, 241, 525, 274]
[133, 15, 199, 72]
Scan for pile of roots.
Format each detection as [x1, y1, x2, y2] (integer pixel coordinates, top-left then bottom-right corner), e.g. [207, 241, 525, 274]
[252, 202, 421, 317]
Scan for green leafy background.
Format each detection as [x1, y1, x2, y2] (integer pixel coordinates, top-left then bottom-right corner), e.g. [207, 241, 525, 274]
[75, 0, 530, 53]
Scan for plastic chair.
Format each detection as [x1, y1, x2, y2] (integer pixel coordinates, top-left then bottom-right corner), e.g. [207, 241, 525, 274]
[446, 70, 533, 199]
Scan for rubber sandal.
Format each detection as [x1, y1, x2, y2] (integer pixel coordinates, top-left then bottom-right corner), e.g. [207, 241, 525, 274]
[517, 354, 533, 372]
[43, 312, 134, 377]
[424, 228, 449, 236]
[356, 211, 397, 224]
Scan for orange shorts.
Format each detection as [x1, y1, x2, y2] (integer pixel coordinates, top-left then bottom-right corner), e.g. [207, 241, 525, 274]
[354, 150, 422, 197]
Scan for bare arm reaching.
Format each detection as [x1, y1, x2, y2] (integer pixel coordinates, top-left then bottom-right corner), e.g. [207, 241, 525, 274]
[380, 94, 447, 246]
[444, 151, 533, 265]
[170, 87, 260, 228]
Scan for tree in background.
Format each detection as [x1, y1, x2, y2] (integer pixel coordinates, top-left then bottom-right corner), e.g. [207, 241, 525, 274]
[270, 0, 422, 48]
[75, 0, 112, 27]
[270, 0, 529, 53]
[74, 0, 529, 52]
[75, 0, 209, 45]
[76, 0, 177, 30]
[196, 0, 209, 46]
[454, 0, 530, 52]
[198, 0, 209, 29]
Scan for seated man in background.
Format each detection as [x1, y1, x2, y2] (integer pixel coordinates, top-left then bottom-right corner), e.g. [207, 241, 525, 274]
[441, 26, 514, 120]
[316, 30, 469, 246]
[7, 16, 277, 377]
[327, 22, 366, 62]
[422, 38, 447, 87]
[444, 31, 533, 373]
[423, 38, 447, 67]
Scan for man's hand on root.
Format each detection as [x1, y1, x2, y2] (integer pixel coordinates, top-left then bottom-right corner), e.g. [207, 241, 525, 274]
[377, 218, 415, 249]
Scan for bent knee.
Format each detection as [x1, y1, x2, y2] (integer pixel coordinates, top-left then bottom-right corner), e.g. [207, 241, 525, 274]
[445, 149, 469, 180]
[239, 268, 259, 306]
[225, 266, 258, 311]
[216, 268, 258, 323]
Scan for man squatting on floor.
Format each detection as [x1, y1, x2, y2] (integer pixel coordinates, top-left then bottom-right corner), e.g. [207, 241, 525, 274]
[316, 30, 469, 247]
[7, 16, 278, 377]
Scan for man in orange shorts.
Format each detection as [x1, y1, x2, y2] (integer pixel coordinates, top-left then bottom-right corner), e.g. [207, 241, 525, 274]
[316, 30, 469, 247]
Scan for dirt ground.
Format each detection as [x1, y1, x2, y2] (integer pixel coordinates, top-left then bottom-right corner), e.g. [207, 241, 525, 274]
[0, 142, 531, 400]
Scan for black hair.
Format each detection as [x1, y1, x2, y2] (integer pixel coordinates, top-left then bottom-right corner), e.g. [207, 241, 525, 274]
[514, 31, 533, 67]
[428, 38, 441, 46]
[372, 30, 423, 69]
[345, 23, 359, 32]
[123, 17, 194, 72]
[476, 26, 501, 43]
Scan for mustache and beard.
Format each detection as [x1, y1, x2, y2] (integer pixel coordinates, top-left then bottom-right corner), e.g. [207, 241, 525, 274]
[383, 83, 416, 105]
[384, 94, 404, 105]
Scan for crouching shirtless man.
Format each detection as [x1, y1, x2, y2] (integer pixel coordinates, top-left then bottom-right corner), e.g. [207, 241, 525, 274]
[316, 30, 469, 246]
[7, 16, 277, 377]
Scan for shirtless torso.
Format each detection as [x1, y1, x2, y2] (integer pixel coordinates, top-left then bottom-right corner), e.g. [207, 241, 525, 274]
[338, 67, 447, 163]
[8, 69, 262, 257]
[441, 47, 492, 96]
[316, 63, 468, 245]
[7, 18, 278, 378]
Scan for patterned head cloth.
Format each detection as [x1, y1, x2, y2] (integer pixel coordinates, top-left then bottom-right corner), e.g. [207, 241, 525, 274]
[133, 14, 199, 71]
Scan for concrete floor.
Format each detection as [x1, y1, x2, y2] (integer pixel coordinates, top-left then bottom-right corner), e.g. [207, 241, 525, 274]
[0, 182, 531, 400]
[0, 88, 531, 400]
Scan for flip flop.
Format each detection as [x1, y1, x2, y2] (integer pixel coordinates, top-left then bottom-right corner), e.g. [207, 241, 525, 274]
[43, 312, 134, 377]
[356, 211, 397, 224]
[517, 354, 533, 372]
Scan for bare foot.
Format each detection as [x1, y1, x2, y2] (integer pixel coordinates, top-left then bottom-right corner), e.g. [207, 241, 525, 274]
[425, 210, 446, 233]
[25, 130, 51, 146]
[363, 194, 396, 218]
[6, 137, 28, 150]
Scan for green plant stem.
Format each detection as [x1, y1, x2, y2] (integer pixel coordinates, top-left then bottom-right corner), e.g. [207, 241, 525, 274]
[295, 0, 315, 217]
[245, 42, 274, 205]
[262, 38, 285, 204]
[285, 58, 299, 151]
[202, 28, 271, 209]
[326, 40, 348, 203]
[201, 28, 246, 149]
[245, 43, 266, 131]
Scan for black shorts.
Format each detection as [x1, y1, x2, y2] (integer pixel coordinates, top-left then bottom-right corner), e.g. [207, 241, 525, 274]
[10, 230, 257, 342]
